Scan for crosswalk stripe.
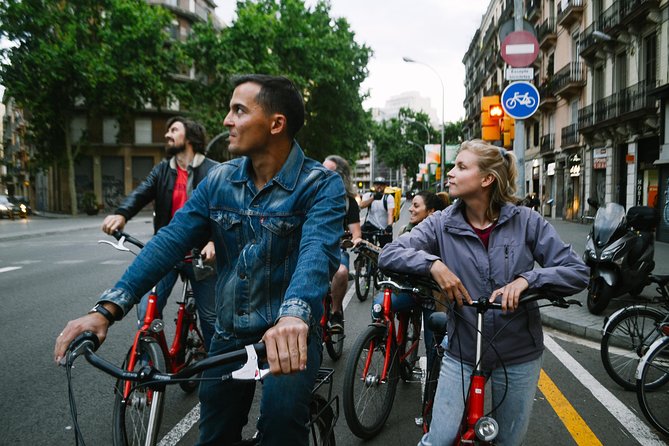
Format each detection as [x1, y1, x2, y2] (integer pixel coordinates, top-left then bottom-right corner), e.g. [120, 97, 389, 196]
[0, 266, 22, 273]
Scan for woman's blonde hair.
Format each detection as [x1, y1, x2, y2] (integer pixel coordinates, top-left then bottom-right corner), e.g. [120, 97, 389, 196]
[458, 139, 519, 220]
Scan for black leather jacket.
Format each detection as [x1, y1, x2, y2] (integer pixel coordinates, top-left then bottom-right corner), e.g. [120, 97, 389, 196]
[115, 153, 219, 234]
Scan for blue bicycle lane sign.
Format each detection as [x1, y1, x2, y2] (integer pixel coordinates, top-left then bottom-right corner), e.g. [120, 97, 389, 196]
[501, 81, 540, 119]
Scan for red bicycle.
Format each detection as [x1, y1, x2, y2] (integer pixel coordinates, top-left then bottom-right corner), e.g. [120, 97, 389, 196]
[342, 243, 425, 439]
[99, 231, 210, 446]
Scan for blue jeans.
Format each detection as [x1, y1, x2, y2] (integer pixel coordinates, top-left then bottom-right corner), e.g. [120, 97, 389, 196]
[137, 264, 216, 351]
[418, 352, 543, 446]
[197, 329, 323, 446]
[372, 291, 437, 371]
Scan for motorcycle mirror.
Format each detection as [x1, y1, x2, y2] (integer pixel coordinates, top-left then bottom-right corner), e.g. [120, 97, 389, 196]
[587, 197, 599, 209]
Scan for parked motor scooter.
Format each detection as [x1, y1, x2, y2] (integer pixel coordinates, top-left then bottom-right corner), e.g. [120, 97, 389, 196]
[583, 198, 658, 314]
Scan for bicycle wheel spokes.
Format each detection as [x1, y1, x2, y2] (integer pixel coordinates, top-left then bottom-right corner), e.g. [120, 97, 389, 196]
[343, 326, 399, 439]
[637, 338, 669, 436]
[113, 338, 166, 446]
[601, 307, 665, 390]
[355, 257, 372, 301]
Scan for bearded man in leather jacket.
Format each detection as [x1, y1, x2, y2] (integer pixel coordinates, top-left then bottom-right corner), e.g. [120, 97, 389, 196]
[100, 116, 219, 349]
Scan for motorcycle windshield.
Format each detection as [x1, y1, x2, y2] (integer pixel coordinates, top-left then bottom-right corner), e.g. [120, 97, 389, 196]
[593, 203, 626, 246]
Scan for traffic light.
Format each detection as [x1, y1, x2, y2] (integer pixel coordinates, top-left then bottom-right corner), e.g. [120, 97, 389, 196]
[500, 115, 515, 148]
[481, 95, 503, 141]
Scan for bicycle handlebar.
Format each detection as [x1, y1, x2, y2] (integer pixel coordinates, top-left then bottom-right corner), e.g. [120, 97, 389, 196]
[378, 269, 583, 309]
[63, 331, 269, 387]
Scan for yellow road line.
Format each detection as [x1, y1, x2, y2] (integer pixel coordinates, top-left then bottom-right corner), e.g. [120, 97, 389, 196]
[538, 369, 603, 446]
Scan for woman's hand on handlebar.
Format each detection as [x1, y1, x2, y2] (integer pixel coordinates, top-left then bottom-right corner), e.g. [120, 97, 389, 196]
[101, 214, 126, 235]
[54, 309, 116, 364]
[262, 316, 309, 375]
[489, 277, 529, 312]
[429, 260, 472, 307]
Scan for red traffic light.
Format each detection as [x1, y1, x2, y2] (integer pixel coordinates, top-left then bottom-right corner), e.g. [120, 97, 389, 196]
[489, 104, 504, 119]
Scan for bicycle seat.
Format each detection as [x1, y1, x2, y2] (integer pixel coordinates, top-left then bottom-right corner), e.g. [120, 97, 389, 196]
[426, 312, 448, 337]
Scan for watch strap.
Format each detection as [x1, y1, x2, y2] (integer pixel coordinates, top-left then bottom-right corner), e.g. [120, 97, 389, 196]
[89, 303, 116, 326]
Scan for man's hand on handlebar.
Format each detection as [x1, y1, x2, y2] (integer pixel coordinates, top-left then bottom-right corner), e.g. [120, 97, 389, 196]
[54, 310, 115, 365]
[101, 214, 127, 235]
[489, 277, 529, 312]
[429, 260, 472, 307]
[262, 316, 309, 375]
[201, 241, 216, 263]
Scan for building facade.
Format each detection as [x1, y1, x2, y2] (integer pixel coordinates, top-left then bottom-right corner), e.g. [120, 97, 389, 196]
[463, 0, 669, 241]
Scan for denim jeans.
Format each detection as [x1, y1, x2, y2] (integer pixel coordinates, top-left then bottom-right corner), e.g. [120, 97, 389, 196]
[136, 264, 216, 351]
[372, 291, 437, 371]
[418, 352, 543, 446]
[197, 329, 323, 446]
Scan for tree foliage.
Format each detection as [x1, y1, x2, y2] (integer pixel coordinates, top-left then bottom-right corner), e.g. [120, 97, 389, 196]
[181, 0, 373, 163]
[0, 0, 178, 214]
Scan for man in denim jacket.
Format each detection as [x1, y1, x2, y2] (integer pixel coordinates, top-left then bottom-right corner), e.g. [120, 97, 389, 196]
[55, 75, 346, 445]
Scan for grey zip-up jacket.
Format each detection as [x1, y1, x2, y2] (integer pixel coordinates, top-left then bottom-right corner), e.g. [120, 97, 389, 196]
[378, 201, 589, 369]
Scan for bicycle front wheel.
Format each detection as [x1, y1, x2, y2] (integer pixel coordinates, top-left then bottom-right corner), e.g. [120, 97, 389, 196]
[355, 257, 372, 301]
[637, 336, 669, 436]
[342, 325, 399, 439]
[112, 337, 167, 446]
[601, 306, 666, 390]
[309, 394, 336, 446]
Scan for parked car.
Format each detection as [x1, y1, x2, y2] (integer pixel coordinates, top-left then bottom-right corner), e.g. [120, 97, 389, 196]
[8, 195, 32, 217]
[0, 194, 18, 219]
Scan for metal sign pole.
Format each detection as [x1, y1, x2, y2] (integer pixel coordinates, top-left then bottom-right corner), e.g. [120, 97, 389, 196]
[513, 0, 526, 197]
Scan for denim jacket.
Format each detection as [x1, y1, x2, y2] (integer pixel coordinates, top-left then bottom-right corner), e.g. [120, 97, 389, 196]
[99, 142, 346, 338]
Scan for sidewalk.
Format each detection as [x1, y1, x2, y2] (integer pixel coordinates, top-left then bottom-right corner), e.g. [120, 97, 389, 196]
[538, 218, 669, 342]
[0, 210, 154, 242]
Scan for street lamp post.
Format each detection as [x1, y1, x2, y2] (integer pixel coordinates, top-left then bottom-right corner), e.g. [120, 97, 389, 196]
[404, 118, 431, 144]
[407, 140, 426, 161]
[403, 56, 445, 192]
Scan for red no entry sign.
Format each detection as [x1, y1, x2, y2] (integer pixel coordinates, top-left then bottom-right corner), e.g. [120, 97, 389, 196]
[501, 31, 539, 68]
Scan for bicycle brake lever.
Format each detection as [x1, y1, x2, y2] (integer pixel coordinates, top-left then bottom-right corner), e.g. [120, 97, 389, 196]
[97, 237, 130, 252]
[231, 344, 270, 381]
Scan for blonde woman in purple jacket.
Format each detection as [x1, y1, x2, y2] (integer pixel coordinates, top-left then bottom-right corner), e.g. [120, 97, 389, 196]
[379, 139, 589, 446]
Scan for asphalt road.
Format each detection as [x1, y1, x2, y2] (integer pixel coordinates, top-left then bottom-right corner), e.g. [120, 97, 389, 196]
[0, 211, 667, 445]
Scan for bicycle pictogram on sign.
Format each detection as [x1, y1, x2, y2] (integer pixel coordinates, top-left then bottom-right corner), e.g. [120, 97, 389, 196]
[501, 81, 540, 119]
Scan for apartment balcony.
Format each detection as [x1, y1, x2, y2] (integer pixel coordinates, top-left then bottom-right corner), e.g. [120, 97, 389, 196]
[483, 22, 497, 45]
[578, 104, 594, 131]
[537, 17, 557, 50]
[538, 79, 557, 111]
[526, 0, 541, 22]
[579, 22, 612, 64]
[620, 0, 661, 27]
[540, 134, 555, 155]
[578, 80, 657, 132]
[561, 124, 580, 149]
[599, 1, 622, 33]
[552, 62, 586, 98]
[557, 0, 584, 29]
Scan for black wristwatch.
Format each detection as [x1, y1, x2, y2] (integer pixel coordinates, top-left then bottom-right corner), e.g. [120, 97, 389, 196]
[88, 303, 118, 326]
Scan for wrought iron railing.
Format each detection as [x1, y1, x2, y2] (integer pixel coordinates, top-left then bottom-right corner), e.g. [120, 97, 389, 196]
[557, 0, 584, 24]
[578, 104, 593, 129]
[537, 17, 557, 44]
[540, 134, 555, 154]
[552, 62, 585, 93]
[561, 124, 579, 147]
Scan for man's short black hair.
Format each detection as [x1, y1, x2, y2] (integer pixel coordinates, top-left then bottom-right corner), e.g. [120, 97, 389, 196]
[231, 74, 305, 139]
[166, 116, 208, 153]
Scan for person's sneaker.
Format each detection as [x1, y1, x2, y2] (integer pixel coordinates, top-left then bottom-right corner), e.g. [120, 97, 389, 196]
[329, 311, 344, 334]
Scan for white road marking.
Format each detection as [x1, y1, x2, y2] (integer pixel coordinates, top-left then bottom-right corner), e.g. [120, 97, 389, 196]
[158, 404, 200, 446]
[55, 260, 86, 264]
[100, 260, 129, 265]
[544, 334, 666, 446]
[12, 260, 42, 265]
[0, 266, 22, 273]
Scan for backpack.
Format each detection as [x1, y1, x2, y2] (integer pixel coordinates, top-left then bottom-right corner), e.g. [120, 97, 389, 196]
[382, 186, 402, 222]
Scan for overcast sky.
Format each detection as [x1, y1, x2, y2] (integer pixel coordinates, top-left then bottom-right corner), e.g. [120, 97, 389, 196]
[215, 0, 490, 123]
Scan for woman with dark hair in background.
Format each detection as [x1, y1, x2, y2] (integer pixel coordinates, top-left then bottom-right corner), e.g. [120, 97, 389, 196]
[323, 155, 362, 333]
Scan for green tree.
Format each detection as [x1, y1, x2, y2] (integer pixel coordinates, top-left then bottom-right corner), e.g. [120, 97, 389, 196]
[372, 108, 436, 180]
[0, 0, 177, 214]
[180, 0, 373, 162]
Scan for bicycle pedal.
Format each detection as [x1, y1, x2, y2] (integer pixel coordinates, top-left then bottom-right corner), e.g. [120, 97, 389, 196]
[415, 417, 424, 427]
